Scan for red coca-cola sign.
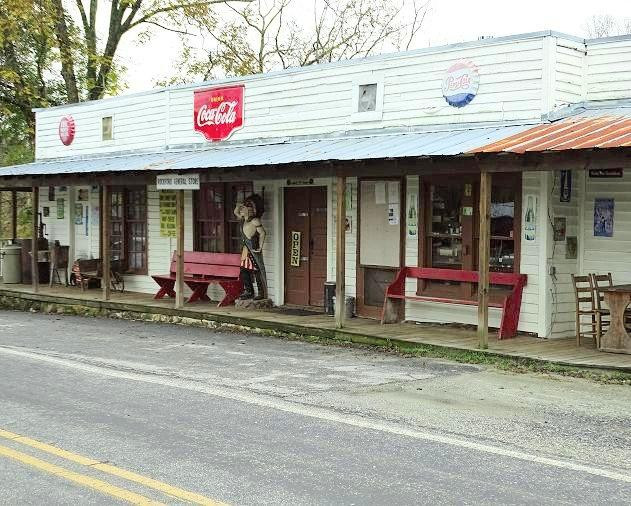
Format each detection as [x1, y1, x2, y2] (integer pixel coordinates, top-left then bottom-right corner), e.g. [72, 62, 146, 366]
[193, 85, 244, 141]
[59, 115, 76, 145]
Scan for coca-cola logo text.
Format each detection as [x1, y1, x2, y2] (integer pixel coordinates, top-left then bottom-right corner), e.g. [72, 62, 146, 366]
[196, 100, 239, 127]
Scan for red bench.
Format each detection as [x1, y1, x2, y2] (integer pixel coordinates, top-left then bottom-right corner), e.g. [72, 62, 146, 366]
[151, 251, 243, 307]
[381, 267, 527, 339]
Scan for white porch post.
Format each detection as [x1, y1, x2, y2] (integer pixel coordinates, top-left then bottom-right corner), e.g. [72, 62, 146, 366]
[478, 172, 491, 349]
[31, 186, 39, 293]
[335, 175, 346, 328]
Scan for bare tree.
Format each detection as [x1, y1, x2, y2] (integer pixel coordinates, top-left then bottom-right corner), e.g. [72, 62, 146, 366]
[161, 0, 430, 84]
[584, 14, 631, 38]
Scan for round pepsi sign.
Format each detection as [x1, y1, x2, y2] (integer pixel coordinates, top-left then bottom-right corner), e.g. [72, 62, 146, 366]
[442, 61, 479, 108]
[58, 116, 76, 145]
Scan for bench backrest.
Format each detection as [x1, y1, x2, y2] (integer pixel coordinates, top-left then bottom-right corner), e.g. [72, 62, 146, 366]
[169, 251, 241, 278]
[404, 267, 526, 287]
[77, 258, 100, 273]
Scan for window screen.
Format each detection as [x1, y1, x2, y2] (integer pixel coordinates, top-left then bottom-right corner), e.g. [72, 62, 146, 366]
[102, 116, 113, 140]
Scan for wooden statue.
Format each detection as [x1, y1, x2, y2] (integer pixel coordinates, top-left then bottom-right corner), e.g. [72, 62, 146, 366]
[234, 194, 268, 300]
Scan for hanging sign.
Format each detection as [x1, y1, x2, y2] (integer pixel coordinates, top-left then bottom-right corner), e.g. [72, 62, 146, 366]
[159, 191, 177, 238]
[156, 173, 200, 190]
[193, 85, 244, 141]
[59, 116, 76, 145]
[290, 231, 301, 267]
[442, 61, 479, 108]
[589, 169, 623, 178]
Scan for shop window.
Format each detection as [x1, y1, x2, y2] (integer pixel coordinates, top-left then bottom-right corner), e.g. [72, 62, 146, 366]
[109, 186, 147, 274]
[420, 174, 521, 299]
[194, 182, 253, 253]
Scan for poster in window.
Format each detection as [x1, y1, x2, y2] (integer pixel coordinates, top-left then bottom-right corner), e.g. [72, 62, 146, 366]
[524, 195, 537, 241]
[159, 191, 177, 238]
[56, 198, 65, 219]
[74, 203, 83, 225]
[290, 231, 301, 266]
[594, 198, 614, 237]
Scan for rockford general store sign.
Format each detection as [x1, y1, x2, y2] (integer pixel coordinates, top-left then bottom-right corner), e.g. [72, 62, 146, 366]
[193, 85, 244, 141]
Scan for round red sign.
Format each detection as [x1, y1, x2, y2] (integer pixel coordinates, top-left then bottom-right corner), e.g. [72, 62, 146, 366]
[59, 116, 76, 145]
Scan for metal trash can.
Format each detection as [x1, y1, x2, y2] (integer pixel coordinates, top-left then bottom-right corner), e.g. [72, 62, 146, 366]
[1, 243, 23, 284]
[324, 282, 336, 315]
[331, 295, 355, 319]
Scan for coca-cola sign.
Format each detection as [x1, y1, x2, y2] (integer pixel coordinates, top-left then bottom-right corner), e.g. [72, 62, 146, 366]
[193, 85, 244, 141]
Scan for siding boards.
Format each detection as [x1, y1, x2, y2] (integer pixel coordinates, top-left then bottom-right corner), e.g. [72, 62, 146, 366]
[586, 39, 631, 101]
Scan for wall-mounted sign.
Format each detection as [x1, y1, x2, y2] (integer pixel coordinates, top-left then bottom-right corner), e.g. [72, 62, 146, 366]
[442, 60, 479, 108]
[159, 191, 177, 238]
[560, 170, 572, 202]
[553, 216, 566, 242]
[74, 203, 83, 225]
[156, 173, 200, 190]
[287, 178, 314, 186]
[59, 116, 76, 146]
[566, 236, 577, 259]
[589, 169, 623, 178]
[193, 85, 244, 141]
[56, 198, 65, 219]
[290, 231, 301, 267]
[524, 194, 537, 241]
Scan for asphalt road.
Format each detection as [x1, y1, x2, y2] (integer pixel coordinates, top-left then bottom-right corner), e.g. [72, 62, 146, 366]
[0, 310, 630, 505]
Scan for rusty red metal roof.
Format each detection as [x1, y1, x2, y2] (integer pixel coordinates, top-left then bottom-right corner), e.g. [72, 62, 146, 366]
[475, 114, 631, 153]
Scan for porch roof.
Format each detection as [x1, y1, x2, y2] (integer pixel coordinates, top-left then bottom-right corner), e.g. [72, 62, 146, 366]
[475, 102, 631, 153]
[0, 123, 533, 178]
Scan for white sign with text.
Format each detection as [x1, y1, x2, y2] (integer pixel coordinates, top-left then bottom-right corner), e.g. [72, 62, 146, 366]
[156, 173, 200, 190]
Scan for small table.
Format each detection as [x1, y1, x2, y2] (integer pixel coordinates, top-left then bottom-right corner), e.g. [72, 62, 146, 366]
[601, 285, 631, 354]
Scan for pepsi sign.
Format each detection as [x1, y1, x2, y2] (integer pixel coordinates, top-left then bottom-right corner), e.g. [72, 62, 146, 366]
[442, 61, 479, 108]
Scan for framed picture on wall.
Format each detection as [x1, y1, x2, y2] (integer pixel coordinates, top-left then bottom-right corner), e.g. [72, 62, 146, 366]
[77, 189, 89, 201]
[74, 203, 83, 225]
[566, 236, 577, 259]
[56, 198, 65, 219]
[594, 198, 614, 237]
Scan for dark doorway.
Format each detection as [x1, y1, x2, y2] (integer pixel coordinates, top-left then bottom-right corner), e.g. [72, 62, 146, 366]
[284, 186, 327, 307]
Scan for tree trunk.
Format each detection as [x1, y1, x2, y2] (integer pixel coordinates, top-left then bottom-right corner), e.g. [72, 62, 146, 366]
[51, 0, 79, 103]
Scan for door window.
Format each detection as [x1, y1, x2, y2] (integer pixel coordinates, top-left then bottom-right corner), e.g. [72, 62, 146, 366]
[109, 186, 147, 274]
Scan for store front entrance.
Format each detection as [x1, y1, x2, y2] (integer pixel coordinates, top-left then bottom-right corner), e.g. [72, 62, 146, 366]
[284, 186, 327, 306]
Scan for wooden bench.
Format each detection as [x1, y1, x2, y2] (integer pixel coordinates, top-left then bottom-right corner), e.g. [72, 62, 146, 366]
[151, 251, 242, 306]
[381, 267, 527, 339]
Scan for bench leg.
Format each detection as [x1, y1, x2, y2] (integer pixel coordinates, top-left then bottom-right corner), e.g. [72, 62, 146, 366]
[218, 280, 243, 307]
[499, 295, 520, 339]
[186, 282, 210, 303]
[154, 280, 176, 299]
[381, 297, 404, 324]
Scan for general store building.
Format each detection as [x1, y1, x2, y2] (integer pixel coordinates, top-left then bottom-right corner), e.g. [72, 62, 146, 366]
[1, 30, 631, 346]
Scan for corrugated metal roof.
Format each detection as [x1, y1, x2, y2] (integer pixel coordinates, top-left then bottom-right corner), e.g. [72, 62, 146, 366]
[475, 105, 631, 153]
[0, 124, 532, 177]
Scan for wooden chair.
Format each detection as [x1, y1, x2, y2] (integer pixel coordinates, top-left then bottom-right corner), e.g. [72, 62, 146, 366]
[571, 274, 602, 348]
[590, 272, 612, 337]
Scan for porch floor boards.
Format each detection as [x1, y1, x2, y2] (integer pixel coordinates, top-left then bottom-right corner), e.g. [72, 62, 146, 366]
[1, 284, 630, 372]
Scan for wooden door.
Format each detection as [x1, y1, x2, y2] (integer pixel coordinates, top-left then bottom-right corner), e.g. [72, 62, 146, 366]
[284, 186, 328, 306]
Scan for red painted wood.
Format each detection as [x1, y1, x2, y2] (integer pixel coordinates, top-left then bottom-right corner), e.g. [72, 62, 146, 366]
[382, 267, 527, 339]
[153, 251, 242, 306]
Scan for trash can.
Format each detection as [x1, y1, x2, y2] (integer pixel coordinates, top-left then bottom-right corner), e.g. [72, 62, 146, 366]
[324, 282, 336, 316]
[331, 295, 355, 319]
[1, 243, 23, 284]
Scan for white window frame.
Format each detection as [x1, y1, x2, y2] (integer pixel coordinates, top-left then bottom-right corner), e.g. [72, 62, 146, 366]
[350, 74, 384, 123]
[101, 115, 114, 142]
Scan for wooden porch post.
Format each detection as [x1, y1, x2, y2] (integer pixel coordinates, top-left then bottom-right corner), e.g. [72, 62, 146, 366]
[31, 186, 39, 293]
[477, 171, 491, 349]
[175, 189, 185, 309]
[335, 175, 346, 328]
[11, 190, 17, 240]
[102, 185, 111, 301]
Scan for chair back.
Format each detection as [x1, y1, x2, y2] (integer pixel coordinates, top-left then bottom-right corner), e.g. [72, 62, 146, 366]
[571, 274, 596, 312]
[590, 272, 613, 310]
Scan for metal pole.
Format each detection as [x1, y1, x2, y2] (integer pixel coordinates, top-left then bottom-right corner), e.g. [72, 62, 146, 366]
[11, 190, 17, 240]
[335, 175, 346, 328]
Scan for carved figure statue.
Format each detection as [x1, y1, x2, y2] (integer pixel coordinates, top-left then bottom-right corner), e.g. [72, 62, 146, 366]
[234, 194, 268, 300]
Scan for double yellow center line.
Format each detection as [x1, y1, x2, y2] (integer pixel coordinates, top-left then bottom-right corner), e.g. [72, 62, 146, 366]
[0, 428, 224, 505]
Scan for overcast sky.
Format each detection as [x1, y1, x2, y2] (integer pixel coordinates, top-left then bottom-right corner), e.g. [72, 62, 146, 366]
[115, 0, 631, 94]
